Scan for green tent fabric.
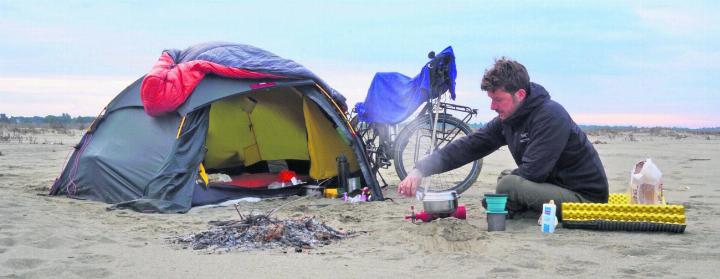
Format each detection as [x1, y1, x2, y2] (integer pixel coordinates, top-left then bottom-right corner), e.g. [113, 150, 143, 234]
[204, 87, 359, 179]
[303, 96, 359, 178]
[204, 88, 309, 168]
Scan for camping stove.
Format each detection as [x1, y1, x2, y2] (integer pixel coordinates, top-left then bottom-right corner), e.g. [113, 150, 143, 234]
[404, 204, 467, 223]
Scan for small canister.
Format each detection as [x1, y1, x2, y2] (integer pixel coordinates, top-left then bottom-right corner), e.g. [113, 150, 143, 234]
[323, 188, 338, 199]
[347, 177, 361, 193]
[336, 155, 349, 195]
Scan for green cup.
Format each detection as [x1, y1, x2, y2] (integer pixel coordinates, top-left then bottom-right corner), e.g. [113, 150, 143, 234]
[484, 193, 508, 214]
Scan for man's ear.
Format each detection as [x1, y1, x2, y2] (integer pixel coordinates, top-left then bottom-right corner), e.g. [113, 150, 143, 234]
[515, 89, 527, 102]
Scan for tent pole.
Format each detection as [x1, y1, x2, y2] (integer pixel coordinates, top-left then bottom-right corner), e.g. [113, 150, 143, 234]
[175, 116, 186, 139]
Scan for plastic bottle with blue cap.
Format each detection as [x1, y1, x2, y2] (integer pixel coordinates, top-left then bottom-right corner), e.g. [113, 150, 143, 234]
[541, 200, 558, 233]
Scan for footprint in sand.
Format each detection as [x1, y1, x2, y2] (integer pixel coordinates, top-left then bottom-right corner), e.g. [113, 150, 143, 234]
[624, 247, 656, 257]
[555, 265, 587, 276]
[70, 267, 113, 278]
[16, 266, 113, 279]
[3, 215, 26, 222]
[62, 253, 116, 265]
[0, 201, 21, 209]
[567, 259, 599, 267]
[127, 236, 149, 248]
[337, 213, 362, 223]
[619, 266, 675, 278]
[0, 237, 16, 247]
[514, 258, 543, 270]
[97, 236, 118, 244]
[487, 267, 519, 276]
[30, 236, 67, 249]
[380, 252, 407, 261]
[2, 258, 45, 270]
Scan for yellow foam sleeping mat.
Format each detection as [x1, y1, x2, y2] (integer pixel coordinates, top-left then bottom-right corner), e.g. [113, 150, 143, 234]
[561, 193, 686, 233]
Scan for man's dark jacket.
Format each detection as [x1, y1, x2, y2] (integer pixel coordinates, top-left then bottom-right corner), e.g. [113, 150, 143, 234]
[415, 82, 609, 202]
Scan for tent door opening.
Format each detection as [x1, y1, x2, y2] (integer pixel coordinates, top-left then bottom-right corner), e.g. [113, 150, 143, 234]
[200, 86, 360, 193]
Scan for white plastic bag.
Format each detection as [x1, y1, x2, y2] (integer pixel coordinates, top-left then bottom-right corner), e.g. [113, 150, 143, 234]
[628, 158, 665, 205]
[207, 173, 232, 183]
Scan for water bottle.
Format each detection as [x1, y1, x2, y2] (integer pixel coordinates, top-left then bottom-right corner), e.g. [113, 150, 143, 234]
[541, 200, 558, 233]
[336, 154, 349, 195]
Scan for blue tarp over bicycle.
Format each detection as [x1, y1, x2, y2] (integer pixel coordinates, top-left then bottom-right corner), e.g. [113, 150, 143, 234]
[354, 46, 457, 124]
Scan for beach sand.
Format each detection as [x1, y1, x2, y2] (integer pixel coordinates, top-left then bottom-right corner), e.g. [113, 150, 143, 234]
[1, 129, 718, 278]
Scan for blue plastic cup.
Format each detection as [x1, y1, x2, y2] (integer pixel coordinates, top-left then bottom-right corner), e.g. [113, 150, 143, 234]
[484, 193, 508, 214]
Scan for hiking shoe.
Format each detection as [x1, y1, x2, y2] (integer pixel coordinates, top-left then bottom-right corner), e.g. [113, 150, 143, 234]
[497, 169, 514, 183]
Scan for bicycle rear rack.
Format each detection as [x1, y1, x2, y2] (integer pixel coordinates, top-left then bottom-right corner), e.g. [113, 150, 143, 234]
[439, 102, 477, 125]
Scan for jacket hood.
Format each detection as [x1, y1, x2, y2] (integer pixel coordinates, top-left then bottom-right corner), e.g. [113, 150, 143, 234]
[503, 82, 550, 126]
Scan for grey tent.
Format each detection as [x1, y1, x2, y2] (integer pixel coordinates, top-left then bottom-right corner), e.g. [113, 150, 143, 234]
[50, 44, 382, 213]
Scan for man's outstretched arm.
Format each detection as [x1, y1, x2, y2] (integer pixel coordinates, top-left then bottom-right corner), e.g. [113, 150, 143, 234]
[414, 118, 505, 176]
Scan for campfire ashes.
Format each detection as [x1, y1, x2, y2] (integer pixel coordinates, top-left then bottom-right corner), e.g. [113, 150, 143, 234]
[171, 214, 354, 252]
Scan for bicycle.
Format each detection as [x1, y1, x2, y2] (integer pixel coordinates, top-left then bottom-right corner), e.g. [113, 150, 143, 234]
[350, 49, 482, 194]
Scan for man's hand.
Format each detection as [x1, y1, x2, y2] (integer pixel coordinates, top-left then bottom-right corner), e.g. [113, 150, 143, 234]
[397, 169, 424, 197]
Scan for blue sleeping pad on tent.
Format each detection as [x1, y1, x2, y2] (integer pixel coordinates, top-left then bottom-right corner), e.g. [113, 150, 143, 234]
[354, 46, 457, 124]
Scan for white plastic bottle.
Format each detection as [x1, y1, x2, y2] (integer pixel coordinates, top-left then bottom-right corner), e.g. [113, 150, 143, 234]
[541, 200, 558, 233]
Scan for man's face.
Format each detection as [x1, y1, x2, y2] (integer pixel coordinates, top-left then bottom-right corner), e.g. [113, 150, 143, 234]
[487, 88, 526, 120]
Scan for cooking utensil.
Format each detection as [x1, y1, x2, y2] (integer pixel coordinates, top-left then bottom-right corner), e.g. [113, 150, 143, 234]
[422, 190, 459, 214]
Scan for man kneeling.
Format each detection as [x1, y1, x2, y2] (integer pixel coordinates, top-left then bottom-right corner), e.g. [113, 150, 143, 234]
[397, 57, 609, 218]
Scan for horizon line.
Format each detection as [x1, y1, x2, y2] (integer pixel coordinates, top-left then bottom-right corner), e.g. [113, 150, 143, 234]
[2, 112, 719, 130]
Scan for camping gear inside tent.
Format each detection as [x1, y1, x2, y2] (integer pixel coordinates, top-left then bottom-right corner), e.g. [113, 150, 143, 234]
[49, 43, 382, 213]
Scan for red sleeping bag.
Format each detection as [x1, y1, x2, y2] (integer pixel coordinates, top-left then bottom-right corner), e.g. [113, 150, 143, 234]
[217, 173, 279, 189]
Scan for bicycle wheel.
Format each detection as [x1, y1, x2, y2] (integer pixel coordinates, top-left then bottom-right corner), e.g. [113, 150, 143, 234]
[350, 116, 387, 170]
[393, 114, 482, 194]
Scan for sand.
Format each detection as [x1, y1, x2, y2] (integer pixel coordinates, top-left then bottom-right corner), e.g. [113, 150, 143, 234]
[1, 128, 719, 278]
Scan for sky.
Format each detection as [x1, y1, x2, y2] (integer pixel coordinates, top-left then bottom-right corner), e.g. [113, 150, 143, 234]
[0, 0, 718, 128]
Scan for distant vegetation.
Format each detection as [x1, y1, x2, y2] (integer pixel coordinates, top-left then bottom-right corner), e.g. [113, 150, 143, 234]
[0, 113, 95, 144]
[577, 125, 720, 133]
[1, 113, 718, 136]
[0, 113, 95, 130]
[469, 122, 720, 134]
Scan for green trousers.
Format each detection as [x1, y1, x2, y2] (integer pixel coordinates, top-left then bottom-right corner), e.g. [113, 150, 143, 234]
[496, 171, 590, 217]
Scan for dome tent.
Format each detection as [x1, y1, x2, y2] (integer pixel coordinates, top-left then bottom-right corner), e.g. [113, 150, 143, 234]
[50, 43, 382, 213]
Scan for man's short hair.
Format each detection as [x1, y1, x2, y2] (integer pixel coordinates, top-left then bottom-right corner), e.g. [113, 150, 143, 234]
[481, 57, 530, 94]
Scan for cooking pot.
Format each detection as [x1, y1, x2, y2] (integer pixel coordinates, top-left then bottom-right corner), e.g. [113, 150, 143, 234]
[422, 191, 459, 214]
